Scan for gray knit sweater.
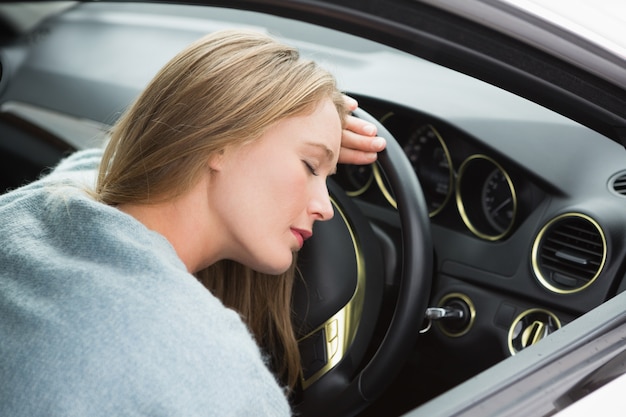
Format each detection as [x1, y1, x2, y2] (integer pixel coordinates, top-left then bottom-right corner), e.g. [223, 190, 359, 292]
[0, 149, 290, 416]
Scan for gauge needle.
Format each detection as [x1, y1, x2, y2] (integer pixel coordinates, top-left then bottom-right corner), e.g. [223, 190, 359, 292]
[491, 198, 511, 216]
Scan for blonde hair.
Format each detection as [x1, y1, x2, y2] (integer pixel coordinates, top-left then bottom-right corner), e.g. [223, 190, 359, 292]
[95, 29, 348, 390]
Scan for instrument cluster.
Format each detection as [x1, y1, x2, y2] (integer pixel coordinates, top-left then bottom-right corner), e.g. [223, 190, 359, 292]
[336, 102, 539, 241]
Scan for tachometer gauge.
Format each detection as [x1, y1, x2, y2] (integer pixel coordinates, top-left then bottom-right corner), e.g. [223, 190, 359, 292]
[337, 163, 374, 197]
[456, 154, 517, 241]
[402, 124, 454, 217]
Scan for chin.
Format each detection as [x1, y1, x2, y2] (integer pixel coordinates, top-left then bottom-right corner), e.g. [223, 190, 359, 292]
[258, 262, 291, 276]
[255, 253, 295, 276]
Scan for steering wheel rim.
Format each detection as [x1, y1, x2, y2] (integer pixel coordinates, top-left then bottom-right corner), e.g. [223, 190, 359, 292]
[294, 108, 433, 416]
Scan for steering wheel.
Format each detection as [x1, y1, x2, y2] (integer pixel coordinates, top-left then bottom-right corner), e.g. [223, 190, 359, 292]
[293, 108, 433, 416]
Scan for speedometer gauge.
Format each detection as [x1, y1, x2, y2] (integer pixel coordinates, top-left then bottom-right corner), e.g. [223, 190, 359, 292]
[482, 168, 514, 233]
[456, 155, 517, 241]
[402, 124, 454, 217]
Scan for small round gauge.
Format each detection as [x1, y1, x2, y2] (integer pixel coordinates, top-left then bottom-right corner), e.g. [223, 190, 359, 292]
[456, 155, 517, 240]
[337, 163, 374, 197]
[482, 168, 515, 233]
[402, 124, 454, 216]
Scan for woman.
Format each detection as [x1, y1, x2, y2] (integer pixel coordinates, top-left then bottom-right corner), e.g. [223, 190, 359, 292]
[0, 30, 384, 416]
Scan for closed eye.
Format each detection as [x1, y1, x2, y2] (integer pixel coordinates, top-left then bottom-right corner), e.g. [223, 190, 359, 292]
[303, 160, 319, 176]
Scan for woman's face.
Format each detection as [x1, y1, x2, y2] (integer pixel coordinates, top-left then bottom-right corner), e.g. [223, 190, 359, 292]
[208, 98, 342, 274]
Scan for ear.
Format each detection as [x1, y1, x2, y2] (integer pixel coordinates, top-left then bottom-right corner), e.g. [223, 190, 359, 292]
[207, 148, 226, 172]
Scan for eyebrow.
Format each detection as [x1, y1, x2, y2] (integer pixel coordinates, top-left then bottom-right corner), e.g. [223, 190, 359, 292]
[305, 142, 335, 160]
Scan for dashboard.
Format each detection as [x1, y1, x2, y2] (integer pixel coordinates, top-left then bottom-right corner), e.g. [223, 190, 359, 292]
[334, 94, 626, 380]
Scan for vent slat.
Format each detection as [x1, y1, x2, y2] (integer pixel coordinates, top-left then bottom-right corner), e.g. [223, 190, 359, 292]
[548, 230, 602, 242]
[542, 243, 603, 260]
[539, 258, 597, 280]
[542, 240, 603, 257]
[541, 252, 601, 267]
[540, 257, 599, 273]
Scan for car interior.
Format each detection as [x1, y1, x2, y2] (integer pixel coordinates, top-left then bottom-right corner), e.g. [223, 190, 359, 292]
[1, 1, 626, 416]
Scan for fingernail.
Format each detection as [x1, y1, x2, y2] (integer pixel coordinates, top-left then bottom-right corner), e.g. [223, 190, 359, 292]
[372, 137, 386, 150]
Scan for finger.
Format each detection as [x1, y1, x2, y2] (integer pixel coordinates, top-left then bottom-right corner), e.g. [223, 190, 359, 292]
[342, 128, 387, 153]
[344, 114, 377, 137]
[338, 147, 378, 165]
[342, 94, 359, 111]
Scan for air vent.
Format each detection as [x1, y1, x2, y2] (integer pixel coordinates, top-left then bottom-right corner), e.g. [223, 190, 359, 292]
[508, 308, 561, 355]
[610, 172, 626, 196]
[531, 213, 606, 294]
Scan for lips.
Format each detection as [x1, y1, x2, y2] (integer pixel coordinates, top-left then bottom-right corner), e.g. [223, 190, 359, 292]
[291, 228, 313, 249]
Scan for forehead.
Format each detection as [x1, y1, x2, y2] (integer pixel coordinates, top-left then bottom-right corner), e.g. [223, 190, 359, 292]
[241, 98, 342, 159]
[298, 99, 342, 154]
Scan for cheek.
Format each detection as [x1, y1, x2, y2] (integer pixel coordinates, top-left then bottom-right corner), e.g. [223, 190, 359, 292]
[222, 152, 310, 226]
[264, 164, 309, 213]
[227, 161, 303, 213]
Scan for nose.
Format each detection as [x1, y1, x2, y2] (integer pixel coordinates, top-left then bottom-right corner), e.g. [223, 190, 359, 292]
[309, 181, 334, 221]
